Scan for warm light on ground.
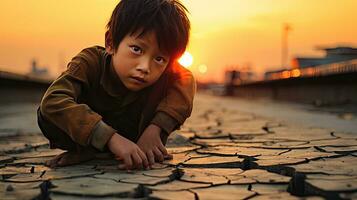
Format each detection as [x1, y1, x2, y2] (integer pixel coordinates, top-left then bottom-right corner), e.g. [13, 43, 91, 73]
[198, 64, 208, 74]
[178, 52, 193, 68]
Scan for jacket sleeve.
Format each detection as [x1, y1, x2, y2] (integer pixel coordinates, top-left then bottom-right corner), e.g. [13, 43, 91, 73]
[151, 62, 196, 133]
[40, 47, 115, 148]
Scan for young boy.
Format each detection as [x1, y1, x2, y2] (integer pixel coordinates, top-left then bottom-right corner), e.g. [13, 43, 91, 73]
[37, 0, 195, 170]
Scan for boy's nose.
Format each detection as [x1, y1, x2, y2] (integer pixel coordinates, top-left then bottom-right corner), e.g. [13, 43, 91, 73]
[136, 60, 150, 74]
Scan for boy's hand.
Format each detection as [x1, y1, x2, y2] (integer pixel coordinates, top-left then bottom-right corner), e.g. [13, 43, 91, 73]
[137, 124, 173, 166]
[107, 133, 149, 170]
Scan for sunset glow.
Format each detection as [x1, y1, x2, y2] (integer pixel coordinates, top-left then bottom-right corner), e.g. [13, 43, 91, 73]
[1, 0, 357, 82]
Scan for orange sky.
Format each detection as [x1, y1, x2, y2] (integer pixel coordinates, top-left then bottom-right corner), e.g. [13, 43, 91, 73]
[1, 0, 357, 82]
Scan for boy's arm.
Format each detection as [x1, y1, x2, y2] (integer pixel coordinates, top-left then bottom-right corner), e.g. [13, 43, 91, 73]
[150, 62, 196, 134]
[42, 73, 148, 168]
[40, 47, 115, 150]
[137, 62, 196, 164]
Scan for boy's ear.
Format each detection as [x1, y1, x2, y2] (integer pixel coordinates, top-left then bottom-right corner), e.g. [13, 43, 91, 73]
[105, 31, 114, 54]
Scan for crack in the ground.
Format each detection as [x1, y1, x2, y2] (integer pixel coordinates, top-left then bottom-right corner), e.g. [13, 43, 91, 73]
[170, 141, 355, 199]
[2, 107, 356, 200]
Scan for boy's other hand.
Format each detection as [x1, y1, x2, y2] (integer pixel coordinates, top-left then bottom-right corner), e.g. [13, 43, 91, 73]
[107, 133, 149, 170]
[137, 124, 173, 166]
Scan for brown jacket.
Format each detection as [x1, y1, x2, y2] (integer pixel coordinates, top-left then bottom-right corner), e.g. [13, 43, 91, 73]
[40, 46, 196, 151]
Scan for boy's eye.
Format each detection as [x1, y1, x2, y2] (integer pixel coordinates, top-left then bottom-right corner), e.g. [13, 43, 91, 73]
[129, 45, 143, 54]
[155, 56, 167, 64]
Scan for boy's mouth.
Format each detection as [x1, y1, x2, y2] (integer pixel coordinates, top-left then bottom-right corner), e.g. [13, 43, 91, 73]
[130, 76, 147, 84]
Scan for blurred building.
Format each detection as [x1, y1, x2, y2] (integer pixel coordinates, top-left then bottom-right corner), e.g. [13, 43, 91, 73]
[225, 70, 255, 85]
[27, 59, 49, 78]
[292, 46, 357, 68]
[224, 69, 255, 95]
[265, 46, 357, 80]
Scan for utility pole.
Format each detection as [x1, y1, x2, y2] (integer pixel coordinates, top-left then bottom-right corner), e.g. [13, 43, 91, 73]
[282, 23, 292, 68]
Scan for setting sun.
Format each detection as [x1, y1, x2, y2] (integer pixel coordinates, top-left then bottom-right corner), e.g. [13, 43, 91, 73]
[178, 51, 193, 68]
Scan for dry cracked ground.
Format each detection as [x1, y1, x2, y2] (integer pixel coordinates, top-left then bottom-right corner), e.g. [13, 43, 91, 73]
[1, 94, 357, 200]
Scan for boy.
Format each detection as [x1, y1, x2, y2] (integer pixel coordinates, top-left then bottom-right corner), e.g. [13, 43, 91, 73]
[37, 0, 195, 170]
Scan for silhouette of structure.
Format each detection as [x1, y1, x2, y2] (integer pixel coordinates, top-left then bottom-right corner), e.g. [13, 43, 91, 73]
[27, 59, 49, 78]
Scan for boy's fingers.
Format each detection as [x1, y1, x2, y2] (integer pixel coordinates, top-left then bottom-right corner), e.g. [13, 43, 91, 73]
[123, 156, 133, 170]
[153, 147, 164, 162]
[147, 151, 155, 165]
[138, 150, 149, 169]
[164, 153, 173, 160]
[131, 152, 143, 169]
[158, 143, 169, 156]
[118, 163, 132, 172]
[118, 163, 126, 170]
[158, 143, 173, 160]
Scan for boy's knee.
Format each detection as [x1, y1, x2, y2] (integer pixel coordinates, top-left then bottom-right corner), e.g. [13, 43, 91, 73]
[37, 107, 77, 151]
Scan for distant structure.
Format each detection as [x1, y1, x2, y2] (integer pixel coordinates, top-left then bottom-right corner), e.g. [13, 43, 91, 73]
[292, 47, 357, 68]
[281, 23, 292, 68]
[224, 64, 256, 84]
[265, 46, 357, 80]
[225, 70, 255, 86]
[224, 66, 255, 95]
[27, 59, 49, 78]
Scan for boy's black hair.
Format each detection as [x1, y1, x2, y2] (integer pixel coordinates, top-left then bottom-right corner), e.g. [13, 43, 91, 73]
[106, 0, 190, 59]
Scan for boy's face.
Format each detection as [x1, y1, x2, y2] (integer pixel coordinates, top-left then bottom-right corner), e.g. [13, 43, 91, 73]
[106, 30, 170, 91]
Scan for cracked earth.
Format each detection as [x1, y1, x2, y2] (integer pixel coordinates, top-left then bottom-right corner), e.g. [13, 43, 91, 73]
[1, 94, 356, 200]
